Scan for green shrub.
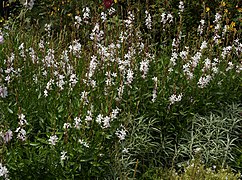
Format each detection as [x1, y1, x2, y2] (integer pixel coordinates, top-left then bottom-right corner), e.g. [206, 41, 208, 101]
[142, 158, 241, 180]
[0, 0, 241, 179]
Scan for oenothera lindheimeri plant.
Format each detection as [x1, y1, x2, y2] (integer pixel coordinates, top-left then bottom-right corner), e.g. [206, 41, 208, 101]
[0, 1, 241, 179]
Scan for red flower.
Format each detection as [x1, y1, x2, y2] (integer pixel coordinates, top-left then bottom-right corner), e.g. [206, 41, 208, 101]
[103, 0, 113, 9]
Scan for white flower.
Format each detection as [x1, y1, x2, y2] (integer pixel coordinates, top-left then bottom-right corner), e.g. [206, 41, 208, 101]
[44, 24, 51, 36]
[126, 69, 134, 85]
[124, 11, 135, 29]
[69, 40, 82, 57]
[145, 10, 152, 30]
[60, 151, 68, 161]
[197, 75, 212, 88]
[122, 148, 129, 153]
[152, 77, 158, 102]
[0, 35, 4, 44]
[200, 41, 207, 50]
[48, 135, 58, 146]
[169, 94, 177, 105]
[204, 58, 211, 69]
[0, 86, 8, 98]
[74, 15, 82, 28]
[44, 89, 48, 97]
[82, 7, 90, 24]
[108, 7, 116, 15]
[115, 125, 127, 141]
[0, 163, 9, 178]
[96, 114, 103, 125]
[17, 128, 27, 141]
[102, 116, 110, 128]
[169, 93, 183, 105]
[110, 108, 120, 120]
[63, 123, 71, 130]
[85, 110, 92, 122]
[3, 130, 13, 143]
[214, 13, 222, 23]
[140, 60, 149, 78]
[69, 73, 78, 88]
[23, 0, 35, 9]
[79, 139, 89, 148]
[179, 50, 188, 60]
[18, 113, 28, 126]
[178, 1, 184, 13]
[226, 61, 234, 71]
[117, 85, 124, 100]
[73, 117, 81, 129]
[101, 12, 107, 22]
[90, 23, 104, 42]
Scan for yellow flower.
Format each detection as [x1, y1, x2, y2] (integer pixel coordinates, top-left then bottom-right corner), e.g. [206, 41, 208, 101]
[221, 2, 226, 7]
[230, 21, 235, 28]
[206, 7, 210, 12]
[224, 9, 228, 13]
[114, 0, 118, 3]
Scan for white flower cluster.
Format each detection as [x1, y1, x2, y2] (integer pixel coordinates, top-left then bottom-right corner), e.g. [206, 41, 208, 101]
[96, 108, 120, 129]
[15, 113, 28, 141]
[0, 163, 9, 180]
[145, 10, 152, 30]
[48, 135, 58, 146]
[74, 7, 90, 28]
[197, 75, 212, 88]
[234, 39, 242, 56]
[60, 151, 68, 161]
[0, 30, 4, 44]
[161, 12, 173, 25]
[140, 59, 149, 79]
[124, 11, 135, 29]
[101, 12, 107, 22]
[40, 41, 78, 96]
[178, 1, 184, 14]
[152, 77, 158, 103]
[82, 7, 91, 24]
[221, 46, 232, 59]
[90, 23, 104, 42]
[200, 41, 207, 51]
[169, 93, 183, 105]
[197, 19, 205, 35]
[44, 24, 51, 37]
[4, 53, 20, 84]
[0, 85, 8, 98]
[44, 79, 54, 97]
[0, 129, 13, 144]
[73, 117, 82, 129]
[213, 13, 222, 44]
[74, 15, 82, 28]
[23, 0, 35, 10]
[79, 139, 89, 148]
[69, 39, 82, 57]
[115, 125, 127, 141]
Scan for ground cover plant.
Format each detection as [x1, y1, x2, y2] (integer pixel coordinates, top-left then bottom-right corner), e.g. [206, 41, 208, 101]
[0, 0, 242, 179]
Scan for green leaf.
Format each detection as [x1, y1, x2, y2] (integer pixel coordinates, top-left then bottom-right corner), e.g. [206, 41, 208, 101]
[7, 107, 13, 114]
[29, 143, 40, 147]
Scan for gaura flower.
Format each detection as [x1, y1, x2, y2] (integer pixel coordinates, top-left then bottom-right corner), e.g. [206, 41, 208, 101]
[0, 35, 4, 44]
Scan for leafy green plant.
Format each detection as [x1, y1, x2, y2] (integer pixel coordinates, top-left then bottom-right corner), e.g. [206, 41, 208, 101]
[0, 0, 241, 179]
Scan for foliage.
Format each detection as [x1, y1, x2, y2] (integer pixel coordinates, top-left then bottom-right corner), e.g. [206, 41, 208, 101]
[0, 0, 241, 179]
[142, 158, 241, 180]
